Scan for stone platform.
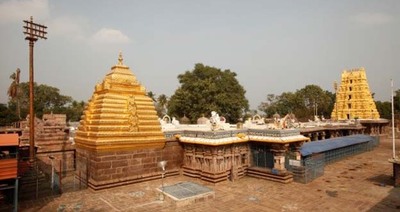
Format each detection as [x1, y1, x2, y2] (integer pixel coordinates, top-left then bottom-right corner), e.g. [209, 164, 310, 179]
[159, 181, 215, 207]
[75, 141, 183, 190]
[17, 137, 400, 211]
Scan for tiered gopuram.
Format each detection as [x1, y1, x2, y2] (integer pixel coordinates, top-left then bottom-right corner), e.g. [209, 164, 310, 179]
[75, 53, 181, 190]
[331, 68, 380, 120]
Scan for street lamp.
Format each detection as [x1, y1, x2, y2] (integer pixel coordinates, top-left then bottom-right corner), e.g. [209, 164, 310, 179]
[23, 16, 47, 163]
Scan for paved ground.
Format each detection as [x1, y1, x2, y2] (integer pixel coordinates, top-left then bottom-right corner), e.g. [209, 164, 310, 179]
[18, 137, 400, 212]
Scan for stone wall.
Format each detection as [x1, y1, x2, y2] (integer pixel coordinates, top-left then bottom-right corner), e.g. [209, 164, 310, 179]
[76, 140, 183, 190]
[36, 150, 75, 173]
[19, 114, 75, 172]
[182, 143, 250, 183]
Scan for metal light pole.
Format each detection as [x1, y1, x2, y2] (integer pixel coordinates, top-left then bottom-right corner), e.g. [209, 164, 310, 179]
[23, 16, 47, 163]
[158, 160, 167, 201]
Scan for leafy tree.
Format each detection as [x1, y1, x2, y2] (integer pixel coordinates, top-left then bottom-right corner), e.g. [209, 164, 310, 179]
[375, 101, 391, 119]
[395, 89, 400, 115]
[147, 91, 156, 102]
[7, 69, 21, 118]
[259, 85, 334, 121]
[168, 63, 249, 123]
[296, 85, 335, 119]
[65, 100, 86, 122]
[258, 92, 300, 117]
[157, 94, 168, 117]
[374, 89, 400, 120]
[8, 82, 72, 119]
[7, 69, 20, 99]
[0, 103, 19, 126]
[146, 91, 168, 117]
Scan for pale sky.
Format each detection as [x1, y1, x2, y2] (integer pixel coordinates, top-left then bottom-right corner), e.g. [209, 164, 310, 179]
[0, 0, 399, 110]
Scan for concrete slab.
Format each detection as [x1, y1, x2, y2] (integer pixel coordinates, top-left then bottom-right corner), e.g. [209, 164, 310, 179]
[159, 181, 215, 207]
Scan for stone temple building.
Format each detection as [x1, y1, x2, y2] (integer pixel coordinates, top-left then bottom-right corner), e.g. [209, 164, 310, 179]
[72, 56, 383, 190]
[74, 53, 182, 190]
[331, 68, 380, 120]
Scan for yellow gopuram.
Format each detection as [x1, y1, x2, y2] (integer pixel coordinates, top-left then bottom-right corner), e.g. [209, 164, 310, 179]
[331, 67, 380, 120]
[75, 53, 165, 151]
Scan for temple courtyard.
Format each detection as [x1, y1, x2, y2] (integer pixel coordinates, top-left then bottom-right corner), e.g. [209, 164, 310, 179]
[15, 137, 399, 212]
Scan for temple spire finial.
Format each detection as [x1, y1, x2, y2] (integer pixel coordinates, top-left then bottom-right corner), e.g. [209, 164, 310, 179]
[118, 51, 123, 65]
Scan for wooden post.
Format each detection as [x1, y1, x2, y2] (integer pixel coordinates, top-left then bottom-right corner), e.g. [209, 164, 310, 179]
[23, 17, 47, 163]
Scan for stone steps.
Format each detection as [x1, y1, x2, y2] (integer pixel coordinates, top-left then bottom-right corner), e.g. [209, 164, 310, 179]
[246, 167, 293, 184]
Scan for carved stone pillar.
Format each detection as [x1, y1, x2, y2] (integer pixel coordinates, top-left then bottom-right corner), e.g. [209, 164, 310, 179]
[321, 131, 326, 140]
[271, 144, 289, 172]
[234, 144, 242, 180]
[312, 133, 318, 141]
[291, 142, 304, 161]
[212, 148, 217, 173]
[303, 133, 311, 141]
[195, 146, 204, 171]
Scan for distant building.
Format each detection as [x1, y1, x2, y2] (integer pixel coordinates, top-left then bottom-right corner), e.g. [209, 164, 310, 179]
[331, 68, 380, 120]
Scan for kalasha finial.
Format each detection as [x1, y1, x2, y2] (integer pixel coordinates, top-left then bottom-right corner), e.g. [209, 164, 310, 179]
[30, 16, 33, 22]
[118, 51, 123, 65]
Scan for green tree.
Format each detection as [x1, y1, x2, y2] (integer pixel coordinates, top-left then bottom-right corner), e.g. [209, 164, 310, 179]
[147, 91, 156, 102]
[296, 85, 335, 120]
[258, 92, 300, 117]
[7, 69, 21, 119]
[375, 89, 400, 120]
[259, 85, 334, 121]
[375, 101, 391, 119]
[395, 89, 400, 115]
[168, 63, 249, 123]
[0, 103, 19, 126]
[8, 82, 72, 119]
[157, 94, 168, 117]
[146, 91, 167, 117]
[65, 100, 86, 122]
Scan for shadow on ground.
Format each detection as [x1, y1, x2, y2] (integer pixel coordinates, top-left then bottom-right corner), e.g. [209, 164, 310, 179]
[367, 186, 400, 211]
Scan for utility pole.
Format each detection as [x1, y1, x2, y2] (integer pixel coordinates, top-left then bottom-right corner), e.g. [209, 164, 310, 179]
[23, 16, 47, 163]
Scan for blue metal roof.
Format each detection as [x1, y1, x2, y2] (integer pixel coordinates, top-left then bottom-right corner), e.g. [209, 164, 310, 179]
[300, 135, 374, 157]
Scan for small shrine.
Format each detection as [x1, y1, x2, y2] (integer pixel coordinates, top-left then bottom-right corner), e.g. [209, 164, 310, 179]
[171, 113, 310, 183]
[331, 68, 380, 120]
[74, 53, 181, 190]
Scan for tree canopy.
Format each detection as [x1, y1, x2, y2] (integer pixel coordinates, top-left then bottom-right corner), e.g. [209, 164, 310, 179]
[258, 85, 335, 121]
[375, 89, 400, 119]
[6, 82, 85, 123]
[0, 103, 19, 127]
[167, 63, 249, 123]
[147, 91, 169, 118]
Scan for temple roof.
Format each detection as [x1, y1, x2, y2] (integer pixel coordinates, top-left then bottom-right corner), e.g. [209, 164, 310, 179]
[300, 135, 373, 156]
[175, 129, 309, 146]
[75, 53, 165, 151]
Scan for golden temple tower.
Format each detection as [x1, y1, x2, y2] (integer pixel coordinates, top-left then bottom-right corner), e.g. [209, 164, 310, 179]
[75, 52, 165, 151]
[75, 53, 168, 189]
[331, 67, 380, 120]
